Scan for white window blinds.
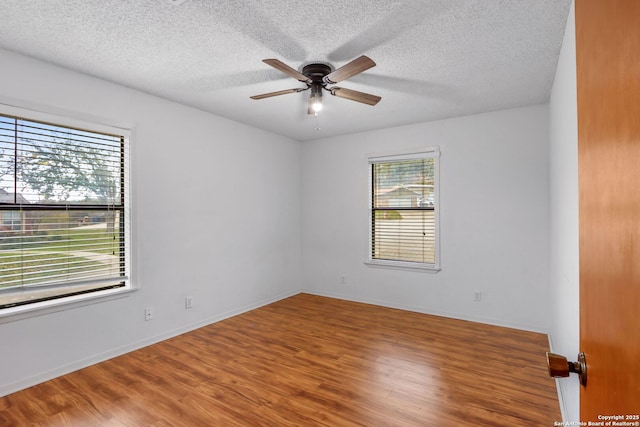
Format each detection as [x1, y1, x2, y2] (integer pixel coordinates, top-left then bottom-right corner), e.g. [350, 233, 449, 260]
[369, 149, 439, 268]
[0, 113, 130, 309]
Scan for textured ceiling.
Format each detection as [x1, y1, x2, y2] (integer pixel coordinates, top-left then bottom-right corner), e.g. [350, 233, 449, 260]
[0, 0, 572, 141]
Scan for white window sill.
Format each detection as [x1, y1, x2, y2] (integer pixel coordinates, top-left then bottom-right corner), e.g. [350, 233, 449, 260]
[0, 286, 135, 324]
[364, 259, 441, 273]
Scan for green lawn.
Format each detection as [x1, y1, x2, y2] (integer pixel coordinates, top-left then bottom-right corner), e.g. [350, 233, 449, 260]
[0, 225, 120, 289]
[37, 227, 121, 255]
[0, 251, 106, 288]
[1, 226, 121, 255]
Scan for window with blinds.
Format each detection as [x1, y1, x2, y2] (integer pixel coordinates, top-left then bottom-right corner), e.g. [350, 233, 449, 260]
[0, 111, 130, 310]
[368, 149, 439, 270]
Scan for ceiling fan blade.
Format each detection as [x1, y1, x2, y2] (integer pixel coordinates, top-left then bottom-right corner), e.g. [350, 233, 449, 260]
[329, 87, 381, 106]
[250, 88, 305, 100]
[262, 59, 311, 83]
[324, 55, 376, 84]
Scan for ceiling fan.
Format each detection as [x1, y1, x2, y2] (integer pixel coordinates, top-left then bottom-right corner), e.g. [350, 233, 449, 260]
[250, 55, 382, 114]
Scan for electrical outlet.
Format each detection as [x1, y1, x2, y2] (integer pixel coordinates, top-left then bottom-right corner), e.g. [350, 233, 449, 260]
[474, 291, 482, 302]
[144, 307, 153, 321]
[341, 275, 347, 285]
[185, 296, 193, 309]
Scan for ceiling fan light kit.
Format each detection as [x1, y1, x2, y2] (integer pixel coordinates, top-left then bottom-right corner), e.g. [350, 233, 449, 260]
[250, 55, 381, 115]
[309, 84, 323, 113]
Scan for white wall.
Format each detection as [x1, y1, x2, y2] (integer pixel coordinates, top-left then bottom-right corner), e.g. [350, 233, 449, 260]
[301, 105, 550, 331]
[0, 48, 302, 396]
[549, 1, 580, 421]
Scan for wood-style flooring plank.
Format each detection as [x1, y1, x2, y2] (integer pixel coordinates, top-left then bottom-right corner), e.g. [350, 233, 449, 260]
[0, 293, 561, 426]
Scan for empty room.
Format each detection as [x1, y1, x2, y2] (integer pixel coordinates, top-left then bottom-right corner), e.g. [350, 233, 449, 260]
[1, 0, 638, 425]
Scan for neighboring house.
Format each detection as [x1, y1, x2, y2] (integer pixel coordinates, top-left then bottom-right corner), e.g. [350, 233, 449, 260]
[376, 184, 434, 208]
[0, 188, 30, 232]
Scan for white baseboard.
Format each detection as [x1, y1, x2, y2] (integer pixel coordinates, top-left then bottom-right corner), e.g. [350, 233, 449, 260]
[0, 289, 302, 398]
[304, 290, 550, 333]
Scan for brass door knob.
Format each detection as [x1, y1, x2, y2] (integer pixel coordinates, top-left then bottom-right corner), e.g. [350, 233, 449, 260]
[546, 352, 587, 386]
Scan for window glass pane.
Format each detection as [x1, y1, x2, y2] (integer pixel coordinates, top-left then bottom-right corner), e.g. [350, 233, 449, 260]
[0, 209, 123, 287]
[373, 210, 436, 263]
[15, 120, 122, 205]
[373, 159, 434, 208]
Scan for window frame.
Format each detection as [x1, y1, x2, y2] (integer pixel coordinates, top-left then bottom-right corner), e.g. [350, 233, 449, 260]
[0, 103, 133, 320]
[364, 147, 441, 272]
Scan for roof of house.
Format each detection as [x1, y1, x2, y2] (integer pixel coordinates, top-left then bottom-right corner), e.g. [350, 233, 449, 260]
[376, 184, 433, 197]
[0, 188, 30, 204]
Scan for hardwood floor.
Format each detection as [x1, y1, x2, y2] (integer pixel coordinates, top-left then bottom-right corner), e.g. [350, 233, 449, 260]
[0, 294, 560, 426]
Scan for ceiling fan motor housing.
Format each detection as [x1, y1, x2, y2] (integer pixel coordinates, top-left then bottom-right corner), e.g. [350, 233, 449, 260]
[302, 63, 333, 85]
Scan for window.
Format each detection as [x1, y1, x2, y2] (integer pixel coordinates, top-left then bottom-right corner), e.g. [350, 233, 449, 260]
[0, 109, 130, 310]
[367, 148, 440, 271]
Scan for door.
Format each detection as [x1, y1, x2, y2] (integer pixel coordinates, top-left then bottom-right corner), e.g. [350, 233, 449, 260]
[576, 0, 640, 419]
